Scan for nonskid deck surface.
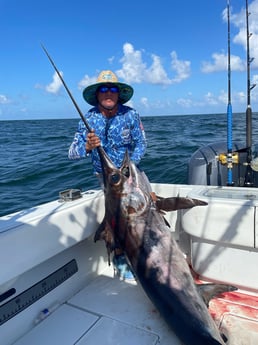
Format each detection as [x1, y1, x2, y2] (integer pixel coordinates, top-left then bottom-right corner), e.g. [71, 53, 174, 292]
[13, 265, 179, 345]
[13, 264, 258, 345]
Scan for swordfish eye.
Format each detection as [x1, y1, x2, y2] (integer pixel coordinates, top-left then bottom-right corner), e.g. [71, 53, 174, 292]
[109, 173, 121, 185]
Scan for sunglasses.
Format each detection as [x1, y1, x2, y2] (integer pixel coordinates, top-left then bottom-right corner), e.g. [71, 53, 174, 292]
[98, 86, 119, 93]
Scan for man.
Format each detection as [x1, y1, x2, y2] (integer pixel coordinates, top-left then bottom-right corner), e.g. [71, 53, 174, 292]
[68, 70, 147, 280]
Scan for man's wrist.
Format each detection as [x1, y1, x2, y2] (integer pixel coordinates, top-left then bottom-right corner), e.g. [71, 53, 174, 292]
[86, 143, 92, 152]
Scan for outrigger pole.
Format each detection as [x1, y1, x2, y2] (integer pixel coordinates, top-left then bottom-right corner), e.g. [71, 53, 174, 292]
[244, 0, 256, 186]
[226, 0, 234, 186]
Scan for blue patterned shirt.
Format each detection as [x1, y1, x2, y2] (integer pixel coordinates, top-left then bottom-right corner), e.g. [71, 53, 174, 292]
[68, 104, 147, 174]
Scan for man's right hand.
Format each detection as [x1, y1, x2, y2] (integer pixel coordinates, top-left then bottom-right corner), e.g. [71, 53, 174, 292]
[86, 130, 101, 152]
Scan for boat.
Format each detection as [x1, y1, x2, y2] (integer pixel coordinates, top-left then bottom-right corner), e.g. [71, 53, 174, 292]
[2, 182, 258, 345]
[1, 1, 258, 344]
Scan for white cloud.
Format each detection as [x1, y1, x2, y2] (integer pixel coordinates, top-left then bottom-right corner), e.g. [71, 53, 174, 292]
[201, 53, 245, 73]
[176, 89, 237, 111]
[145, 54, 171, 85]
[78, 74, 97, 89]
[108, 56, 115, 64]
[217, 90, 228, 104]
[203, 89, 247, 108]
[205, 92, 220, 105]
[176, 98, 194, 108]
[0, 94, 10, 104]
[78, 42, 191, 89]
[45, 72, 63, 94]
[234, 91, 246, 104]
[170, 51, 191, 82]
[116, 43, 191, 85]
[140, 97, 149, 107]
[116, 43, 147, 83]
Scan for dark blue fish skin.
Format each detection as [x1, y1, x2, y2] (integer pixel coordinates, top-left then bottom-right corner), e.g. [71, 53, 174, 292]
[94, 150, 227, 345]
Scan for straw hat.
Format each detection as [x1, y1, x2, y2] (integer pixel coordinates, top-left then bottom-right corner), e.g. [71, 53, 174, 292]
[82, 70, 134, 106]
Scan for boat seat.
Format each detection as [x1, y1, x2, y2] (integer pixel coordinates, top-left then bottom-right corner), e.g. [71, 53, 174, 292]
[182, 186, 258, 247]
[180, 186, 258, 291]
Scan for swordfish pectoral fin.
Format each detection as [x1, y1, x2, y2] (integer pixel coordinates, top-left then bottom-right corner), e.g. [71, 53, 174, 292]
[197, 283, 238, 307]
[94, 219, 116, 265]
[94, 220, 106, 243]
[156, 196, 208, 212]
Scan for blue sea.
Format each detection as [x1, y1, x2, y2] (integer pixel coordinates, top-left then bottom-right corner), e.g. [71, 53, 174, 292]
[1, 112, 257, 217]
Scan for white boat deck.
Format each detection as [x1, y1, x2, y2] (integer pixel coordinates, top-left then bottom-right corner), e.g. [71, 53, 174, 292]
[13, 265, 179, 345]
[3, 184, 258, 344]
[12, 262, 258, 345]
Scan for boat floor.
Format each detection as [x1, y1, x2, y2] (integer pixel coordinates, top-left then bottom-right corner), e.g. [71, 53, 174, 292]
[12, 265, 178, 345]
[12, 264, 258, 345]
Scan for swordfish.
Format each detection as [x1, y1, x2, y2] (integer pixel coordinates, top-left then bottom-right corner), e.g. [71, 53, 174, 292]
[41, 45, 234, 345]
[94, 149, 235, 345]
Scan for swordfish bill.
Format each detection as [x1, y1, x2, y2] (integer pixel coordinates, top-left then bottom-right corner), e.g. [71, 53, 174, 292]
[94, 150, 236, 345]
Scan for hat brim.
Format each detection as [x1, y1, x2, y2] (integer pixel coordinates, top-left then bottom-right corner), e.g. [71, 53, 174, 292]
[83, 82, 134, 106]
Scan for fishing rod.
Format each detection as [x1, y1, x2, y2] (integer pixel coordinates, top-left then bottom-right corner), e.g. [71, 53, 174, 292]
[226, 0, 234, 186]
[244, 0, 256, 186]
[41, 44, 108, 186]
[41, 44, 92, 132]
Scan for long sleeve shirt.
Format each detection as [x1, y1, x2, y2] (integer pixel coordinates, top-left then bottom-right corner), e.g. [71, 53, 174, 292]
[68, 104, 147, 174]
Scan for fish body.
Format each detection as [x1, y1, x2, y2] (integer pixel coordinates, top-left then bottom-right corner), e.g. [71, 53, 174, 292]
[95, 150, 232, 345]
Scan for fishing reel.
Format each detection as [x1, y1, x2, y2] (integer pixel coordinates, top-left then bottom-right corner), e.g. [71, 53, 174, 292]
[218, 152, 239, 168]
[218, 150, 258, 172]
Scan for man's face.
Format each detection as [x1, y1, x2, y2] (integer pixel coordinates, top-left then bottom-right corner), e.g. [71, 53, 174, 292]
[97, 84, 119, 110]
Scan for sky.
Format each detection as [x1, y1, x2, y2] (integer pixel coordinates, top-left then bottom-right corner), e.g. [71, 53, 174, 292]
[1, 0, 258, 120]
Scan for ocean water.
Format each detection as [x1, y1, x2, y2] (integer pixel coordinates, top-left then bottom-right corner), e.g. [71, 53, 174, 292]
[1, 112, 257, 217]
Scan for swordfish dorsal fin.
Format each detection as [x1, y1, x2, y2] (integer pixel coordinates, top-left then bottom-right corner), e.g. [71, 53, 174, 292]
[155, 195, 208, 212]
[197, 283, 237, 307]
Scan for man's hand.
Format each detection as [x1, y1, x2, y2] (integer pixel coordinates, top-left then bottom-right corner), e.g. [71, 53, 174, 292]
[86, 130, 101, 152]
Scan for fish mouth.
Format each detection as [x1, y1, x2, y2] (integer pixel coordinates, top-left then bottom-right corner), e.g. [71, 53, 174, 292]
[121, 151, 138, 184]
[99, 149, 134, 184]
[99, 147, 147, 198]
[99, 149, 148, 215]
